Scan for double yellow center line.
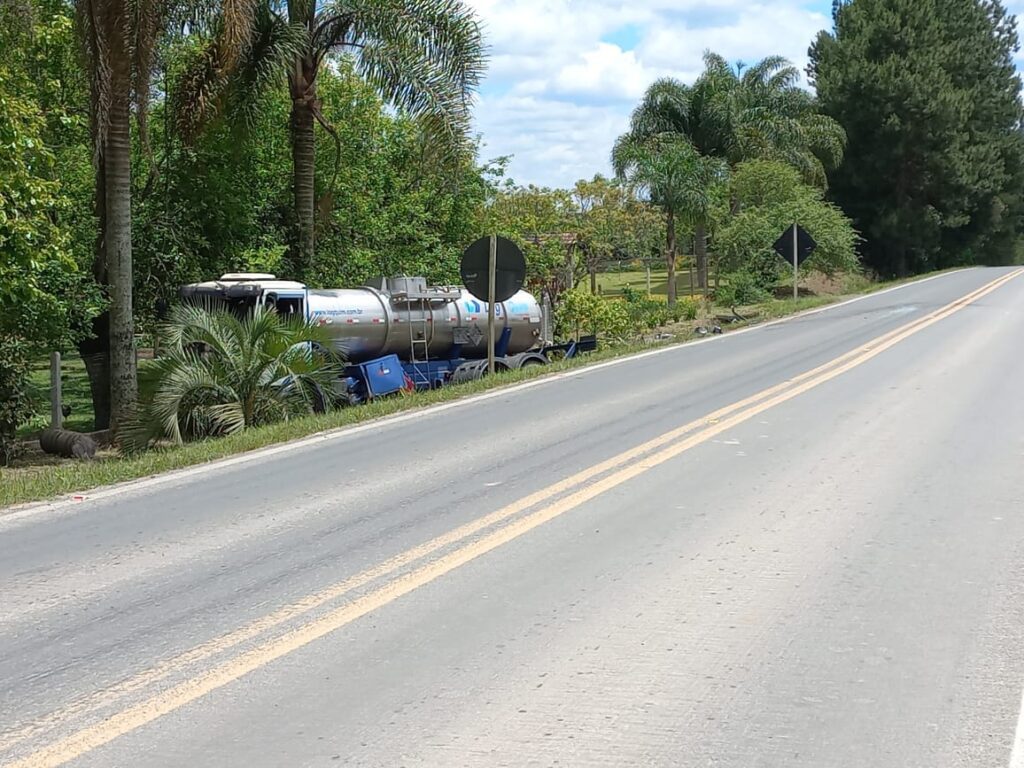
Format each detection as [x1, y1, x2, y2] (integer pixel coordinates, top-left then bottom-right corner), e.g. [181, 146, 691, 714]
[5, 268, 1022, 768]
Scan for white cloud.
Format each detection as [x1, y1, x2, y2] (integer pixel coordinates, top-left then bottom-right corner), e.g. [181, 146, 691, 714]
[466, 0, 837, 188]
[552, 43, 653, 100]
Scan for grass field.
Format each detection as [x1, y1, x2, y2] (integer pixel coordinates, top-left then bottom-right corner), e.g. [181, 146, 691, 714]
[588, 269, 707, 298]
[19, 355, 96, 438]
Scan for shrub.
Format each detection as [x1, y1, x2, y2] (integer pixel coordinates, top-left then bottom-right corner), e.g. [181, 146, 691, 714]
[620, 285, 670, 330]
[716, 272, 770, 307]
[124, 305, 343, 450]
[0, 336, 35, 466]
[675, 297, 701, 321]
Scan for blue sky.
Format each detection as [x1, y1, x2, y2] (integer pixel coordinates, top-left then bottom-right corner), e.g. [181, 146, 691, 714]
[465, 0, 1024, 188]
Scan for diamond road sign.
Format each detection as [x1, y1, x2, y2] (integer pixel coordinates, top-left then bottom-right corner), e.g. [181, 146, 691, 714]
[773, 224, 817, 267]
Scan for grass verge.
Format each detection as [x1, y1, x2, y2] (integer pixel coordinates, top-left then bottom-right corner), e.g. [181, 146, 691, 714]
[0, 269, 959, 509]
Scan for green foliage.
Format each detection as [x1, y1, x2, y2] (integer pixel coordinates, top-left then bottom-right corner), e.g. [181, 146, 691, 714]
[312, 63, 490, 287]
[558, 285, 702, 343]
[716, 160, 861, 288]
[612, 132, 729, 303]
[0, 2, 103, 453]
[620, 284, 704, 329]
[125, 305, 343, 449]
[572, 176, 664, 283]
[618, 53, 846, 187]
[0, 336, 35, 466]
[810, 0, 1024, 275]
[555, 290, 633, 342]
[677, 296, 701, 321]
[613, 135, 728, 231]
[482, 178, 576, 293]
[715, 271, 770, 307]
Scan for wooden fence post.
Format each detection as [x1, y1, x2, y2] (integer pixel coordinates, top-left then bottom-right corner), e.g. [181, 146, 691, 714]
[50, 352, 62, 429]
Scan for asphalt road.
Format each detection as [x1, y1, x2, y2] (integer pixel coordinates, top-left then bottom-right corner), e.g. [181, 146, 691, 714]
[3, 267, 1024, 768]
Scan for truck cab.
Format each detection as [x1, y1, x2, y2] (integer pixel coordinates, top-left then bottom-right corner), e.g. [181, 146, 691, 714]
[179, 273, 309, 319]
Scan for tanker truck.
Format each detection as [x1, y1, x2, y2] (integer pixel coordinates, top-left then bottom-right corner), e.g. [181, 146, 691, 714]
[179, 273, 594, 402]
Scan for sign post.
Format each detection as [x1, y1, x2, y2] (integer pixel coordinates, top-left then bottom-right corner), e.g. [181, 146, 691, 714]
[487, 234, 497, 376]
[773, 224, 817, 301]
[791, 223, 798, 300]
[460, 235, 527, 376]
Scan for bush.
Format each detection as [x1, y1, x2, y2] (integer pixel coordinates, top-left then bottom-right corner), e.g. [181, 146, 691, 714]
[675, 297, 701, 321]
[556, 289, 635, 342]
[716, 272, 770, 307]
[124, 305, 343, 450]
[0, 336, 35, 466]
[620, 285, 670, 330]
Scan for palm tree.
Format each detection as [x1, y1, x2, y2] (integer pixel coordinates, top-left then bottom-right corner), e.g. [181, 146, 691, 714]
[619, 51, 846, 287]
[75, 0, 161, 433]
[75, 0, 253, 433]
[177, 0, 486, 277]
[126, 303, 342, 448]
[612, 134, 726, 306]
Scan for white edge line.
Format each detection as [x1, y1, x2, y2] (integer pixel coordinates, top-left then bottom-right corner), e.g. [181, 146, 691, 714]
[0, 268, 976, 526]
[1010, 684, 1024, 768]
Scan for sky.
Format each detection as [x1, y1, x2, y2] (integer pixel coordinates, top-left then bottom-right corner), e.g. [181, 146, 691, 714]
[464, 0, 1024, 189]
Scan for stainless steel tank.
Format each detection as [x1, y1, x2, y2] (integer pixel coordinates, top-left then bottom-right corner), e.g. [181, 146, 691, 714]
[306, 279, 542, 362]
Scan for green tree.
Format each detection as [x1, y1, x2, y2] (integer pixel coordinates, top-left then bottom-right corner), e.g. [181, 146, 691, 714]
[612, 134, 727, 306]
[311, 62, 492, 287]
[571, 176, 662, 293]
[177, 0, 486, 277]
[76, 0, 156, 431]
[716, 160, 860, 288]
[809, 0, 1024, 275]
[619, 52, 846, 287]
[482, 180, 577, 296]
[0, 2, 101, 461]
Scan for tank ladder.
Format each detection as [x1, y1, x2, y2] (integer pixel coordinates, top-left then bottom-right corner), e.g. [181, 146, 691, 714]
[405, 296, 431, 388]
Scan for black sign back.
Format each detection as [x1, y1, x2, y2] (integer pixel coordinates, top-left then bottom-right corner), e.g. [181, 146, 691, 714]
[773, 224, 818, 267]
[460, 236, 527, 304]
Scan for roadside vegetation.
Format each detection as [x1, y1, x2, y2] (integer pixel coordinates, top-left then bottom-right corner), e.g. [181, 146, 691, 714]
[0, 268, 939, 508]
[2, 0, 1023, 498]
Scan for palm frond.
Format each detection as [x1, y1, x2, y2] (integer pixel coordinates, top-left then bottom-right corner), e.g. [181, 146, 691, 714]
[741, 55, 794, 88]
[124, 0, 164, 178]
[628, 77, 691, 137]
[173, 0, 264, 140]
[136, 305, 343, 446]
[341, 0, 487, 160]
[76, 0, 114, 158]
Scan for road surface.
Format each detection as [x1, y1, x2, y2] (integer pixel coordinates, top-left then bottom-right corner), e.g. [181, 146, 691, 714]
[3, 267, 1024, 768]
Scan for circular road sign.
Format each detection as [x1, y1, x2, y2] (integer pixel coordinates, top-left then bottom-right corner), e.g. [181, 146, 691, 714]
[460, 235, 527, 304]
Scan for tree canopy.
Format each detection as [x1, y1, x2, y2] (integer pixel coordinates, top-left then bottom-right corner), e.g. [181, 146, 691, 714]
[810, 0, 1024, 275]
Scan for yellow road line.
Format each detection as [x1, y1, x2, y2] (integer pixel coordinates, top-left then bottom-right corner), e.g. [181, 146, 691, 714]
[2, 285, 938, 753]
[6, 268, 1021, 768]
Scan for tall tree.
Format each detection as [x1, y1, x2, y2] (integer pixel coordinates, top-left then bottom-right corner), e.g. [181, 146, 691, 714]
[620, 52, 846, 287]
[75, 0, 151, 430]
[612, 134, 726, 305]
[177, 0, 486, 277]
[809, 0, 1024, 276]
[571, 176, 662, 293]
[74, 0, 255, 431]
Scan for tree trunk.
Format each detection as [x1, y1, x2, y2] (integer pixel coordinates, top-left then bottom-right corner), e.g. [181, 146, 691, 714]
[666, 209, 677, 307]
[78, 315, 111, 431]
[590, 266, 597, 294]
[290, 88, 316, 279]
[105, 68, 138, 434]
[695, 220, 708, 292]
[79, 159, 111, 431]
